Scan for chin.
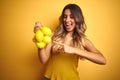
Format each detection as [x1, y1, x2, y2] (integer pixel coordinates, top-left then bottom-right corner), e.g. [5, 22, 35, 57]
[65, 26, 75, 32]
[66, 27, 74, 31]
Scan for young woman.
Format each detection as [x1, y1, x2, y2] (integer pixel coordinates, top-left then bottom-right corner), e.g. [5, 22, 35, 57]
[34, 4, 106, 80]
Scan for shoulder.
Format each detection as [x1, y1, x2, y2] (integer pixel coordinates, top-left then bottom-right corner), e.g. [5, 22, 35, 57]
[81, 37, 91, 47]
[82, 37, 94, 46]
[81, 37, 99, 52]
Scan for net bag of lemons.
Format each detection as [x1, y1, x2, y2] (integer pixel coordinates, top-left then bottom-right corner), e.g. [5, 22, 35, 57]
[33, 26, 52, 49]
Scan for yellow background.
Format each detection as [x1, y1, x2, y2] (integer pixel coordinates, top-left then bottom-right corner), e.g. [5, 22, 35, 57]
[0, 0, 120, 80]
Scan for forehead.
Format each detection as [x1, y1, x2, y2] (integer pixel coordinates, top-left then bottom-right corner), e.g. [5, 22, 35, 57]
[64, 9, 71, 15]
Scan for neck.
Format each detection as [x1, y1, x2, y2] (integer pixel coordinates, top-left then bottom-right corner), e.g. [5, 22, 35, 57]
[66, 31, 73, 38]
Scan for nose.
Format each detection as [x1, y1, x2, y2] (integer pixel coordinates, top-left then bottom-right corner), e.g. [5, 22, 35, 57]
[66, 16, 70, 22]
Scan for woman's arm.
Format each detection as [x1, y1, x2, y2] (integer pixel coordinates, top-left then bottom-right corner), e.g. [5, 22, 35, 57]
[38, 42, 52, 64]
[56, 38, 106, 65]
[34, 22, 52, 64]
[81, 38, 106, 65]
[73, 38, 106, 65]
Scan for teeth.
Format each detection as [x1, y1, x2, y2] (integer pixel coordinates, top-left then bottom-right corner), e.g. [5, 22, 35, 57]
[66, 23, 72, 26]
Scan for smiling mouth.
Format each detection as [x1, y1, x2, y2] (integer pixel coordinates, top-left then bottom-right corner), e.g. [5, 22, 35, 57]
[65, 23, 72, 29]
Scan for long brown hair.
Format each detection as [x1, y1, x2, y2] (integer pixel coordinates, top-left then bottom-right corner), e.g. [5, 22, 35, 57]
[53, 4, 87, 47]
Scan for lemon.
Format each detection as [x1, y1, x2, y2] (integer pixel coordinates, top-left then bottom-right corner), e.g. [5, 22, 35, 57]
[35, 29, 44, 42]
[36, 42, 46, 48]
[41, 26, 52, 36]
[43, 36, 51, 44]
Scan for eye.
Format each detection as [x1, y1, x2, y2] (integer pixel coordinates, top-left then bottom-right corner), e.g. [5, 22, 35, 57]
[70, 14, 74, 19]
[63, 14, 67, 18]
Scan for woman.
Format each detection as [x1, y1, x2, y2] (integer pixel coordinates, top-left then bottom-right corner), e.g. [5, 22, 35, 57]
[34, 4, 106, 80]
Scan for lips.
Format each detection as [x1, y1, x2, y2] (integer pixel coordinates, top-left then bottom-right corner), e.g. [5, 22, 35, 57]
[65, 22, 72, 29]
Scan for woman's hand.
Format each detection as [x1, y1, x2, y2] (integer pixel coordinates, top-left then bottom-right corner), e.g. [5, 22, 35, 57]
[53, 41, 75, 54]
[63, 43, 75, 54]
[33, 22, 42, 33]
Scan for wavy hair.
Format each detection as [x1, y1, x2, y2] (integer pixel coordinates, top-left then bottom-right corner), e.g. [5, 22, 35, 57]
[53, 4, 87, 47]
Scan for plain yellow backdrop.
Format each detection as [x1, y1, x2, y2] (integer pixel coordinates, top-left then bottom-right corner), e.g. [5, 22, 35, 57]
[0, 0, 120, 80]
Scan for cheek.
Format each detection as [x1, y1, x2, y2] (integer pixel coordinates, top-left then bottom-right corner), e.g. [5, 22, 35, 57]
[63, 18, 66, 22]
[72, 19, 75, 23]
[72, 26, 75, 30]
[63, 19, 65, 23]
[63, 20, 67, 27]
[72, 20, 76, 26]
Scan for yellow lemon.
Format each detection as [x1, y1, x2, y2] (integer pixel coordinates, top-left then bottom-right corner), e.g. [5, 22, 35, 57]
[36, 42, 46, 48]
[41, 26, 52, 36]
[35, 29, 44, 42]
[43, 36, 51, 44]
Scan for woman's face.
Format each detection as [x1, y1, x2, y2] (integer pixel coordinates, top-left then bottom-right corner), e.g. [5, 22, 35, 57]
[63, 9, 76, 32]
